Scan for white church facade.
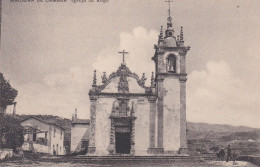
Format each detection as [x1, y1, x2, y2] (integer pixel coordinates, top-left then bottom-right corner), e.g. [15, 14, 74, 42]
[71, 4, 190, 156]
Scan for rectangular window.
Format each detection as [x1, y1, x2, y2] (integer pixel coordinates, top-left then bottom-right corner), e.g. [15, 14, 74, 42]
[33, 132, 36, 141]
[60, 131, 62, 140]
[81, 140, 89, 149]
[49, 127, 52, 136]
[54, 128, 56, 138]
[45, 132, 47, 139]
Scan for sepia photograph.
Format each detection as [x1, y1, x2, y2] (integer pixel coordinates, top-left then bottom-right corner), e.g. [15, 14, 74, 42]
[0, 0, 259, 166]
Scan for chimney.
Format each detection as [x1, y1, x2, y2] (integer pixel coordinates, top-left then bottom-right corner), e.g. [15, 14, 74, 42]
[72, 114, 75, 121]
[75, 108, 77, 120]
[13, 102, 17, 117]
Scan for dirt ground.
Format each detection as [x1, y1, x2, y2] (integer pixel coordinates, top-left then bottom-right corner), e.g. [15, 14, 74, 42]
[0, 160, 258, 167]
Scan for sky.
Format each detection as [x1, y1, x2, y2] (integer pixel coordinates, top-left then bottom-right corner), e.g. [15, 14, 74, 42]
[0, 0, 260, 128]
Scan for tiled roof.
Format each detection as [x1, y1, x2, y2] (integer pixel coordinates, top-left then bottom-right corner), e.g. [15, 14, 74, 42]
[21, 116, 65, 130]
[71, 119, 90, 125]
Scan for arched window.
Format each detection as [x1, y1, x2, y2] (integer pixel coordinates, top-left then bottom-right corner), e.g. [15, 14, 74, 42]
[56, 144, 59, 155]
[167, 54, 177, 73]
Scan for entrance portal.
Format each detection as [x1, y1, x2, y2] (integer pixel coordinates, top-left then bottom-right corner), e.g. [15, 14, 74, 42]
[115, 132, 131, 154]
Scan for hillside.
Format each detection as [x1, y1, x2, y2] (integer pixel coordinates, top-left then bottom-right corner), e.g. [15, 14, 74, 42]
[187, 122, 258, 133]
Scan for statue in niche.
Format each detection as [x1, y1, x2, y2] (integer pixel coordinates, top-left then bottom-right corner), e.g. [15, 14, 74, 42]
[118, 74, 129, 93]
[167, 54, 176, 73]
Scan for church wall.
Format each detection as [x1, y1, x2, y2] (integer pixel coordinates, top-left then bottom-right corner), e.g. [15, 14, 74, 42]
[133, 98, 150, 155]
[95, 98, 114, 155]
[128, 78, 146, 93]
[158, 54, 166, 73]
[102, 77, 119, 93]
[163, 78, 181, 152]
[71, 124, 89, 153]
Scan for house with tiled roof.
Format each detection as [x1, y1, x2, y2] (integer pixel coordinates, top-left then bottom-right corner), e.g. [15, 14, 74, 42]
[21, 116, 65, 155]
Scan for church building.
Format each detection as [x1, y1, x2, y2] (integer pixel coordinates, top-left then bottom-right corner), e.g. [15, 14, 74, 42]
[71, 3, 191, 156]
[86, 5, 190, 156]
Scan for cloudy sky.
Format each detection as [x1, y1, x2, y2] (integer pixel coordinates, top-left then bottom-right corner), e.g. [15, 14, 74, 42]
[1, 0, 260, 128]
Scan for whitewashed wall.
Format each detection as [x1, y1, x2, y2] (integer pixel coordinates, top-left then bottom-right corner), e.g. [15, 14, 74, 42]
[132, 98, 150, 155]
[163, 78, 181, 152]
[71, 124, 89, 153]
[95, 98, 114, 155]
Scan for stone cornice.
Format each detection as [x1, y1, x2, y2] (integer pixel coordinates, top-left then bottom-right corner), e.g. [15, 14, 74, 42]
[154, 46, 191, 55]
[89, 95, 98, 101]
[90, 92, 157, 99]
[156, 73, 187, 80]
[109, 115, 136, 120]
[148, 96, 157, 103]
[179, 75, 188, 82]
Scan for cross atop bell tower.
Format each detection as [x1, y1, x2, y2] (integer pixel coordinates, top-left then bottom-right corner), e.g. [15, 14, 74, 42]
[165, 0, 173, 28]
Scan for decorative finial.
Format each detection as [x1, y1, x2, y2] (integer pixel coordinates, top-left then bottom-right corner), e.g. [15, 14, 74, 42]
[112, 102, 115, 110]
[75, 108, 77, 120]
[118, 50, 129, 64]
[151, 72, 155, 88]
[101, 72, 107, 84]
[140, 73, 147, 86]
[180, 26, 184, 42]
[131, 102, 135, 117]
[160, 26, 163, 37]
[158, 26, 164, 44]
[92, 70, 97, 87]
[112, 101, 116, 114]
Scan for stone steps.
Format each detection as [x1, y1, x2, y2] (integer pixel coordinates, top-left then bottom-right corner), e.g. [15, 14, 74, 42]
[73, 155, 193, 161]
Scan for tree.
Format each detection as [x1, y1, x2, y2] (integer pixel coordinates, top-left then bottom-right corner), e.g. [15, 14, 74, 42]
[0, 114, 24, 151]
[0, 72, 18, 113]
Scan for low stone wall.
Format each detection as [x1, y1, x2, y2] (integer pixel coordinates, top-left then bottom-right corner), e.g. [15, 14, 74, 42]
[33, 143, 49, 153]
[22, 142, 49, 154]
[0, 149, 13, 160]
[238, 155, 260, 166]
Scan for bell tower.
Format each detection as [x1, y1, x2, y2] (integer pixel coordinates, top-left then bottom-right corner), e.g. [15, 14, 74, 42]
[152, 1, 190, 154]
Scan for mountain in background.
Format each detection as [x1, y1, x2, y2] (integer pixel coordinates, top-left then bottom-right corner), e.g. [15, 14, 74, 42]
[14, 114, 260, 155]
[15, 114, 259, 134]
[187, 122, 258, 133]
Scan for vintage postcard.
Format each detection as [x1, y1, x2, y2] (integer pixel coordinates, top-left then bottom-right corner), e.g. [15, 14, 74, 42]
[0, 0, 259, 166]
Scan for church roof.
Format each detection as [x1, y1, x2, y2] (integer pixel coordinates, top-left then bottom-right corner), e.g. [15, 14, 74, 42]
[163, 37, 177, 47]
[71, 119, 90, 125]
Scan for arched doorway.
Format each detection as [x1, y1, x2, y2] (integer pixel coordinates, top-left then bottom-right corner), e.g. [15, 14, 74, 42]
[109, 100, 136, 154]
